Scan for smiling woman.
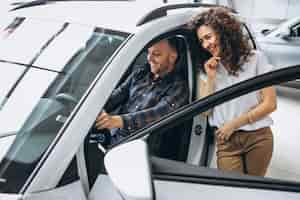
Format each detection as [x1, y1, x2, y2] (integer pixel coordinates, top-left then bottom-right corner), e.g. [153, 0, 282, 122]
[188, 7, 277, 177]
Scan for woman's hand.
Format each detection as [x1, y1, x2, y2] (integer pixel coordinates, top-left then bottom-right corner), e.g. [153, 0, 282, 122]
[204, 56, 220, 79]
[216, 121, 237, 142]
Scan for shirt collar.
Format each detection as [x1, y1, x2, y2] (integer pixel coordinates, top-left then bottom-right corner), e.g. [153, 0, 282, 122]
[144, 64, 177, 84]
[150, 69, 177, 84]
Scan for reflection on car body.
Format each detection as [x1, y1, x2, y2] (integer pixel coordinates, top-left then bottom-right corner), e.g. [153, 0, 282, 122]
[256, 16, 300, 70]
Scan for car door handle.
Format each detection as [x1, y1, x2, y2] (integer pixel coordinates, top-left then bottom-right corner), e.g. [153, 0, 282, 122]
[195, 124, 203, 135]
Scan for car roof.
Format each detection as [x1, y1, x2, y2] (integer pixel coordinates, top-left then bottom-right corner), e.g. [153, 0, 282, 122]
[9, 1, 165, 33]
[9, 1, 239, 34]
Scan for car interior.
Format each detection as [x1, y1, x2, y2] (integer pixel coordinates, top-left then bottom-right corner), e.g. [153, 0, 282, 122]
[84, 30, 213, 168]
[57, 33, 197, 190]
[48, 30, 127, 188]
[110, 34, 199, 162]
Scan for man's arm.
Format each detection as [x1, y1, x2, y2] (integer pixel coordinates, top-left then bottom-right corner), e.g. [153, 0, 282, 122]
[95, 82, 188, 131]
[104, 72, 134, 111]
[120, 81, 189, 132]
[95, 111, 123, 129]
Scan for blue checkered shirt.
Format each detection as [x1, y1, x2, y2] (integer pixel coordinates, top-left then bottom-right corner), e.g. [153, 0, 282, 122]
[105, 65, 189, 138]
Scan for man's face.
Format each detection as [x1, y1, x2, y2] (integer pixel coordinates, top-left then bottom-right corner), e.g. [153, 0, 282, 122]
[147, 40, 177, 78]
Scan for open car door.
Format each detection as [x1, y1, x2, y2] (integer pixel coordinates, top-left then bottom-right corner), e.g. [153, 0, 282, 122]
[103, 65, 300, 200]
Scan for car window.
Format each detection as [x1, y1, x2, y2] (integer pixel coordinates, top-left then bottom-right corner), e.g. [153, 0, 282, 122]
[87, 34, 191, 154]
[291, 24, 300, 37]
[0, 17, 129, 193]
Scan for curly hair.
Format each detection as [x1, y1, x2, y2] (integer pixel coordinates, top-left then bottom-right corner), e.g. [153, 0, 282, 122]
[188, 7, 253, 74]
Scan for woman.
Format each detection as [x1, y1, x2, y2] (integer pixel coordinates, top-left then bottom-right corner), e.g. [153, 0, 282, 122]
[188, 7, 277, 176]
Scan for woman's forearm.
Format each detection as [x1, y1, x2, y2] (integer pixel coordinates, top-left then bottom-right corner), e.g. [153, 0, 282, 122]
[198, 77, 216, 99]
[247, 87, 277, 123]
[197, 76, 216, 117]
[230, 87, 277, 130]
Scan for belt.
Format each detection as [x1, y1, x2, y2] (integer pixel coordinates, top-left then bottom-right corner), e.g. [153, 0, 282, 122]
[235, 129, 253, 133]
[211, 126, 253, 133]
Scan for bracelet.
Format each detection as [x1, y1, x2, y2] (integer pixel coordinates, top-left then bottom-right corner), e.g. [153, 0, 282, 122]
[247, 111, 254, 124]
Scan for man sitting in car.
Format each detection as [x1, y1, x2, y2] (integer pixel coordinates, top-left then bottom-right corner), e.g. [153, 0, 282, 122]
[93, 38, 189, 145]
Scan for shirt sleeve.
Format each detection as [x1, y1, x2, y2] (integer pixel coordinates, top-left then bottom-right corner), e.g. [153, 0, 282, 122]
[104, 72, 133, 111]
[256, 50, 275, 75]
[120, 80, 189, 132]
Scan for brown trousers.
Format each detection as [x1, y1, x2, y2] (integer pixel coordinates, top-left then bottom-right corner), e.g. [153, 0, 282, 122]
[216, 127, 273, 176]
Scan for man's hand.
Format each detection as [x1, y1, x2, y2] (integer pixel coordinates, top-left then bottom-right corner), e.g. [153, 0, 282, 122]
[95, 111, 124, 130]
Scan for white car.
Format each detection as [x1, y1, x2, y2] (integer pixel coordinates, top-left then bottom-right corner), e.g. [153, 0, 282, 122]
[256, 16, 300, 71]
[0, 1, 299, 200]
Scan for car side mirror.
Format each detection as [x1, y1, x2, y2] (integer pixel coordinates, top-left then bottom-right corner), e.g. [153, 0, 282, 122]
[104, 140, 154, 200]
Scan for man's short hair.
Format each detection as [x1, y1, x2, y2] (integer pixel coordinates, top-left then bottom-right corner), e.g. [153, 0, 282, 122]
[166, 37, 180, 53]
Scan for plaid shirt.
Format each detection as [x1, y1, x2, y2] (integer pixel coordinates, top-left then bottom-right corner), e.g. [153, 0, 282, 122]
[105, 64, 189, 137]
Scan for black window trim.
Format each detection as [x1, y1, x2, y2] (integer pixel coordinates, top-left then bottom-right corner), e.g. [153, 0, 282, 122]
[243, 23, 256, 49]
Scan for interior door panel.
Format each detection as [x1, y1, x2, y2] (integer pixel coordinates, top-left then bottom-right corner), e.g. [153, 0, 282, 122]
[186, 115, 209, 165]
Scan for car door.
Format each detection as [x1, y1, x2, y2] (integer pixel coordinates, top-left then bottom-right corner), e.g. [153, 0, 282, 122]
[120, 64, 300, 199]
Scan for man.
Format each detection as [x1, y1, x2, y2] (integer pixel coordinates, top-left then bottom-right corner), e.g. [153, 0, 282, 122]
[94, 38, 189, 145]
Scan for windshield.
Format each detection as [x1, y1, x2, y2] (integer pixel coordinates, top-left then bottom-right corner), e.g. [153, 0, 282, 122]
[0, 17, 129, 193]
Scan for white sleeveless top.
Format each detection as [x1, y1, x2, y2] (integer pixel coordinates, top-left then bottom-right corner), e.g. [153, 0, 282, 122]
[199, 50, 274, 131]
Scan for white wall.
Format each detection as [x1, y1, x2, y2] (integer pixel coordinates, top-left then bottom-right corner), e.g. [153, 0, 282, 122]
[0, 0, 10, 29]
[201, 0, 300, 19]
[0, 0, 9, 15]
[287, 0, 300, 18]
[201, 0, 300, 33]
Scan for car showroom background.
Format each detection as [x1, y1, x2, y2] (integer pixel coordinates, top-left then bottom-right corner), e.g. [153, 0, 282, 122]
[1, 0, 299, 34]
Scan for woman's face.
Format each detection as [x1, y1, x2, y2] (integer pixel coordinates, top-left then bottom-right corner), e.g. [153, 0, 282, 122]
[196, 25, 221, 57]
